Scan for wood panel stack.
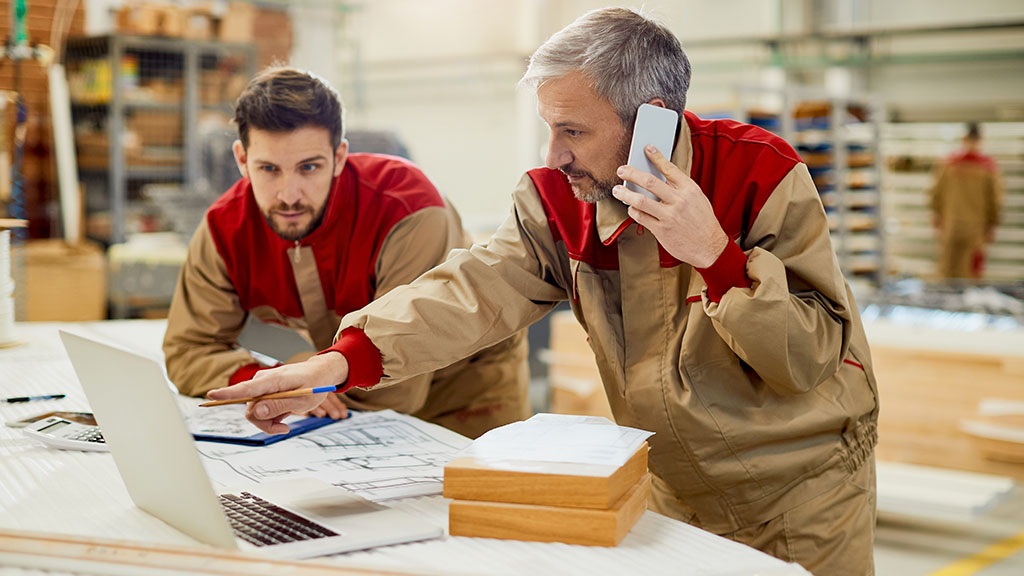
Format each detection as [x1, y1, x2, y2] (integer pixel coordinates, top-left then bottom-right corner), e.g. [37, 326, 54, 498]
[0, 0, 85, 237]
[444, 442, 650, 547]
[868, 320, 1024, 480]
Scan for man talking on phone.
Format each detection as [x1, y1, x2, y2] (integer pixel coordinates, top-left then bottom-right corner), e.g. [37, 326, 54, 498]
[164, 67, 529, 439]
[209, 11, 879, 575]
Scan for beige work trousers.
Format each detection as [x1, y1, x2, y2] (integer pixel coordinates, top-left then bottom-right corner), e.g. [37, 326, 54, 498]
[938, 227, 984, 279]
[651, 458, 877, 576]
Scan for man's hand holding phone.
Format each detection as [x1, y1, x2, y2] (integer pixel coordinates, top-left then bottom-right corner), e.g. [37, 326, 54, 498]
[613, 144, 729, 269]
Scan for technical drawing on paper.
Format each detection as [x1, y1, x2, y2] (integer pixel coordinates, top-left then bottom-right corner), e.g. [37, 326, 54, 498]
[178, 399, 309, 438]
[195, 410, 471, 502]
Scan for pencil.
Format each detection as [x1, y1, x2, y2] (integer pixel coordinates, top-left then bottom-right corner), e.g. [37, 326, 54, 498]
[199, 385, 340, 408]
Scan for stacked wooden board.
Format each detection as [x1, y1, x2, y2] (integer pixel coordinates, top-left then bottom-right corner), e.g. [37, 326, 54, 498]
[444, 442, 650, 546]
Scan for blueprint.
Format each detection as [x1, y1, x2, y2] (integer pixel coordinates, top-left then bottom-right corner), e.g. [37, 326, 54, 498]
[177, 397, 311, 437]
[194, 409, 471, 502]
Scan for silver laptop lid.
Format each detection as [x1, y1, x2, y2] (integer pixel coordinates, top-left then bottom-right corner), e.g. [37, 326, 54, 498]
[58, 330, 237, 549]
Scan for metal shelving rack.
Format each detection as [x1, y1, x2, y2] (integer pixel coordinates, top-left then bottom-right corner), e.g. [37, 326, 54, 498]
[882, 122, 1024, 283]
[64, 35, 256, 244]
[734, 86, 886, 293]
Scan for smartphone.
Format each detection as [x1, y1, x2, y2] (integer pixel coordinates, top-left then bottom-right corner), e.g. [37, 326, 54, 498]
[6, 411, 97, 429]
[624, 103, 679, 201]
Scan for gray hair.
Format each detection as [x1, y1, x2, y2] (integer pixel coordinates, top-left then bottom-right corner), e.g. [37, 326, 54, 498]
[520, 7, 691, 129]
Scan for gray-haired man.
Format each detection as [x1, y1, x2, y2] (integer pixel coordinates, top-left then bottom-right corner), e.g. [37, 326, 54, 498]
[210, 8, 879, 575]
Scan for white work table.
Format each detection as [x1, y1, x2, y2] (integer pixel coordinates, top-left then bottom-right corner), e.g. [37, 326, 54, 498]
[0, 321, 807, 576]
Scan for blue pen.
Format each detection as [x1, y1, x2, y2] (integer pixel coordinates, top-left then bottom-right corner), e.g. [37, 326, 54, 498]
[199, 385, 339, 407]
[2, 394, 66, 403]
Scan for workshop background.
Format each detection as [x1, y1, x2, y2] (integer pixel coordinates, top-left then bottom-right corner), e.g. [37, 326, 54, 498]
[1, 2, 1022, 574]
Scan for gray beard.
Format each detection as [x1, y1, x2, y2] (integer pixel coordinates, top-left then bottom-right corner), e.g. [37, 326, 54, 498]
[571, 177, 617, 203]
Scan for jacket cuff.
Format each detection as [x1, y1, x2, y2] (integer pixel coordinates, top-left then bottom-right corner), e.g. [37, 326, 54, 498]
[228, 362, 274, 386]
[320, 327, 384, 390]
[695, 241, 751, 303]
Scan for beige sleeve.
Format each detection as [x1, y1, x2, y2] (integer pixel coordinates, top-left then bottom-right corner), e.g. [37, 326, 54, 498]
[703, 163, 855, 395]
[337, 205, 465, 414]
[373, 204, 467, 296]
[341, 173, 569, 388]
[162, 218, 256, 396]
[929, 163, 948, 219]
[986, 167, 1002, 229]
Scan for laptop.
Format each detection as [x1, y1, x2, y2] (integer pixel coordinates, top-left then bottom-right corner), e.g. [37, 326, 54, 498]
[58, 330, 443, 559]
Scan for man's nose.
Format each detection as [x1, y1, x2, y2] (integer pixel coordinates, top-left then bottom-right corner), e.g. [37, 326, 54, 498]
[277, 174, 304, 206]
[545, 138, 572, 170]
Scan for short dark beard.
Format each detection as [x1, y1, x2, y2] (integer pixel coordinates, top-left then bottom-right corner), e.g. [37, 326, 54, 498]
[266, 199, 328, 241]
[261, 159, 334, 241]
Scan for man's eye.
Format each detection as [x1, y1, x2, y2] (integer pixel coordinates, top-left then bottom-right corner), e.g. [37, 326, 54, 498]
[301, 164, 320, 172]
[259, 165, 278, 173]
[565, 129, 581, 137]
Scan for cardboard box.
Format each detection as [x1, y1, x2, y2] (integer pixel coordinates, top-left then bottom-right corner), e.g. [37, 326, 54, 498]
[21, 240, 106, 321]
[117, 3, 162, 36]
[218, 2, 256, 43]
[128, 111, 183, 147]
[183, 9, 215, 40]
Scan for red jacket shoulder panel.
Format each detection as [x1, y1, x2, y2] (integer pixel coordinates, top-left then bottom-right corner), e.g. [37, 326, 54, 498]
[527, 168, 620, 270]
[527, 113, 804, 270]
[205, 154, 446, 318]
[946, 150, 998, 173]
[685, 111, 802, 243]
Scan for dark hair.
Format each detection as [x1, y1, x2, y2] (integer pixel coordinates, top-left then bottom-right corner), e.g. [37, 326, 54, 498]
[966, 122, 981, 140]
[234, 67, 344, 149]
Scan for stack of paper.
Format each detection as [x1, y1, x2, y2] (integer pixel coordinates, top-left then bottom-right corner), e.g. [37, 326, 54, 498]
[443, 414, 653, 546]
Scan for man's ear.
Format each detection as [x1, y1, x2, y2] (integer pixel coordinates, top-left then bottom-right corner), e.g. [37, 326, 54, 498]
[232, 140, 249, 179]
[333, 139, 349, 178]
[647, 98, 667, 108]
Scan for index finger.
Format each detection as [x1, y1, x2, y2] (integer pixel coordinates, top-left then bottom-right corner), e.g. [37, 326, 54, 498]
[643, 144, 686, 186]
[205, 368, 286, 400]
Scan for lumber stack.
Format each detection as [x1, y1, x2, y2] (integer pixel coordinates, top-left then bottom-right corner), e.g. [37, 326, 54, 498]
[444, 415, 651, 546]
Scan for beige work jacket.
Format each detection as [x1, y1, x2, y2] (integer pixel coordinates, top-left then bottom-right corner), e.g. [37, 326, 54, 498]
[340, 114, 879, 532]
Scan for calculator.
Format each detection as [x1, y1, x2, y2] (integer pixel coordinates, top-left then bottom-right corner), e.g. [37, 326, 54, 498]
[22, 416, 109, 452]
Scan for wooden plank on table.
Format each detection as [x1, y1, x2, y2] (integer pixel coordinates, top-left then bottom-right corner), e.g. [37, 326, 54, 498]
[449, 474, 651, 547]
[0, 528, 424, 576]
[443, 442, 648, 510]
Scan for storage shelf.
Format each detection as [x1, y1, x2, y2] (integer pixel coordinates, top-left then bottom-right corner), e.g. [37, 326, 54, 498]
[735, 90, 885, 290]
[65, 34, 256, 244]
[881, 121, 1024, 283]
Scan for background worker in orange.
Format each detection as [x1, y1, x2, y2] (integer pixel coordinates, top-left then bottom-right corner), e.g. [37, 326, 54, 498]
[930, 122, 1002, 279]
[163, 67, 529, 438]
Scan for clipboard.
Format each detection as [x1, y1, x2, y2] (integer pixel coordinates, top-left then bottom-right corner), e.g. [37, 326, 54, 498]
[191, 414, 337, 446]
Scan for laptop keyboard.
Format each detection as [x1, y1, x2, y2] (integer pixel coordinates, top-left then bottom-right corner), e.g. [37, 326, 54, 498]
[220, 492, 339, 547]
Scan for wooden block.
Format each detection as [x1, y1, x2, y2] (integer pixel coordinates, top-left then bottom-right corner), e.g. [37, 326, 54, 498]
[449, 473, 651, 546]
[443, 442, 647, 509]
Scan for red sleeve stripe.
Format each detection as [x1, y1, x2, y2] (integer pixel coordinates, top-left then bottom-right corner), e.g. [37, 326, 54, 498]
[843, 358, 864, 371]
[228, 362, 276, 386]
[685, 295, 702, 304]
[695, 241, 751, 303]
[321, 327, 384, 390]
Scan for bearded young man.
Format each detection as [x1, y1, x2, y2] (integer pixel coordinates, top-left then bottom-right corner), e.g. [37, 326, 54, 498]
[210, 12, 880, 575]
[163, 67, 529, 439]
